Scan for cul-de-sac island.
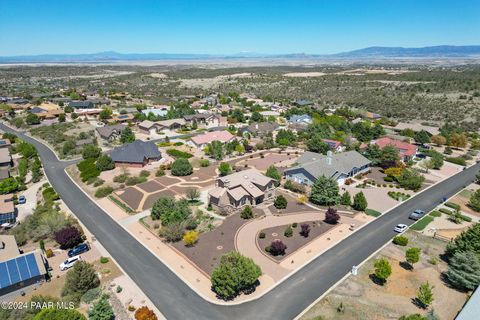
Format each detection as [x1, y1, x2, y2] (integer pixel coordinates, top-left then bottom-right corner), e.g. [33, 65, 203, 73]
[1, 2, 480, 320]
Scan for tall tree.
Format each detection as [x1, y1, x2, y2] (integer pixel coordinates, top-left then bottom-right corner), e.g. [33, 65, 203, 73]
[120, 127, 135, 144]
[309, 176, 340, 206]
[446, 250, 480, 291]
[88, 295, 115, 320]
[352, 191, 368, 211]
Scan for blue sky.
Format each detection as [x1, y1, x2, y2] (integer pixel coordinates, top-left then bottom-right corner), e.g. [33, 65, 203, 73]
[0, 0, 479, 56]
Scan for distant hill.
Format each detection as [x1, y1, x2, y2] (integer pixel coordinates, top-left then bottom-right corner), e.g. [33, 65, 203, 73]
[333, 45, 480, 58]
[1, 45, 479, 63]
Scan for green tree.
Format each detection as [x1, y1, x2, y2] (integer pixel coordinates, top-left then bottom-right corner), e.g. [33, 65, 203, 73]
[231, 108, 245, 123]
[414, 130, 431, 144]
[61, 261, 100, 302]
[340, 191, 351, 206]
[250, 111, 264, 122]
[468, 189, 480, 212]
[58, 113, 66, 123]
[206, 140, 224, 160]
[352, 191, 368, 211]
[33, 308, 86, 320]
[211, 252, 262, 299]
[241, 205, 254, 219]
[99, 107, 112, 120]
[397, 169, 425, 191]
[218, 162, 232, 176]
[445, 224, 480, 257]
[26, 113, 41, 125]
[309, 176, 339, 206]
[82, 144, 102, 160]
[171, 158, 193, 176]
[362, 144, 382, 166]
[374, 258, 392, 284]
[379, 145, 401, 168]
[0, 177, 19, 194]
[399, 314, 427, 320]
[265, 165, 281, 185]
[429, 151, 444, 169]
[95, 155, 115, 171]
[306, 135, 330, 154]
[120, 127, 135, 144]
[405, 247, 421, 269]
[446, 250, 480, 291]
[235, 144, 245, 154]
[151, 197, 191, 226]
[88, 295, 115, 320]
[275, 129, 296, 146]
[273, 195, 288, 209]
[185, 187, 200, 202]
[416, 282, 434, 309]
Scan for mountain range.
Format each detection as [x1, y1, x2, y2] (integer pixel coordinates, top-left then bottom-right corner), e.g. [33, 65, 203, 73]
[1, 45, 479, 63]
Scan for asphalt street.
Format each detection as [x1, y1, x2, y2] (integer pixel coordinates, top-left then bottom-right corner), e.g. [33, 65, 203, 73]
[2, 123, 479, 320]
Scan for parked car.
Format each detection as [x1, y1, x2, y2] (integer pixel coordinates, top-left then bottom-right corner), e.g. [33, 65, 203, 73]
[394, 224, 408, 233]
[68, 243, 90, 257]
[409, 209, 426, 220]
[18, 195, 26, 204]
[60, 255, 81, 271]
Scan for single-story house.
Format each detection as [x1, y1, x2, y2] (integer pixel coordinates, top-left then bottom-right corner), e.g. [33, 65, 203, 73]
[284, 150, 371, 186]
[0, 194, 15, 225]
[141, 106, 169, 118]
[189, 130, 235, 148]
[370, 137, 418, 162]
[0, 149, 12, 167]
[0, 235, 48, 296]
[208, 168, 276, 212]
[138, 120, 163, 135]
[28, 103, 64, 119]
[156, 118, 186, 131]
[109, 113, 134, 123]
[239, 122, 279, 137]
[69, 101, 94, 109]
[96, 124, 126, 142]
[183, 113, 223, 128]
[110, 140, 161, 167]
[288, 114, 312, 125]
[322, 139, 344, 152]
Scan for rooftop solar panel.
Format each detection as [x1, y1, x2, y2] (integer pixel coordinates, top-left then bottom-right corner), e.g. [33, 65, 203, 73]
[0, 263, 10, 288]
[26, 253, 40, 277]
[16, 256, 31, 281]
[6, 259, 21, 284]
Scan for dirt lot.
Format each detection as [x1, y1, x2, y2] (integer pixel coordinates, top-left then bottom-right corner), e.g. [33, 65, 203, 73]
[300, 231, 468, 320]
[257, 221, 335, 262]
[229, 149, 301, 172]
[172, 209, 264, 275]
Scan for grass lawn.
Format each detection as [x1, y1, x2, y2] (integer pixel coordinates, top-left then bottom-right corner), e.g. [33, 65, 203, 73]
[458, 189, 473, 198]
[365, 208, 381, 217]
[410, 216, 434, 231]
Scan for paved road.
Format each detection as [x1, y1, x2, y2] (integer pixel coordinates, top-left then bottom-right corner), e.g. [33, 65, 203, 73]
[2, 123, 479, 320]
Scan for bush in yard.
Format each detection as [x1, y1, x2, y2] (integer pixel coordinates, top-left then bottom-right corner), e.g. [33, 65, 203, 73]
[393, 235, 409, 246]
[468, 189, 480, 212]
[274, 195, 288, 209]
[81, 144, 102, 160]
[26, 113, 40, 125]
[405, 247, 421, 269]
[324, 207, 340, 224]
[397, 169, 425, 191]
[151, 197, 191, 226]
[158, 222, 185, 242]
[54, 226, 83, 249]
[241, 205, 254, 219]
[268, 240, 287, 256]
[211, 252, 262, 299]
[300, 224, 311, 237]
[0, 177, 19, 194]
[416, 282, 434, 309]
[34, 308, 86, 320]
[62, 261, 100, 303]
[445, 224, 480, 257]
[186, 187, 200, 202]
[446, 250, 480, 291]
[199, 159, 210, 167]
[399, 314, 427, 320]
[166, 148, 193, 159]
[77, 159, 100, 182]
[283, 180, 306, 194]
[94, 186, 114, 198]
[265, 165, 281, 185]
[171, 158, 193, 176]
[284, 225, 293, 237]
[218, 162, 232, 176]
[339, 191, 351, 206]
[183, 230, 199, 246]
[352, 191, 368, 211]
[135, 306, 158, 320]
[309, 175, 339, 206]
[373, 258, 392, 285]
[88, 294, 115, 320]
[259, 232, 265, 239]
[120, 127, 135, 144]
[155, 168, 165, 177]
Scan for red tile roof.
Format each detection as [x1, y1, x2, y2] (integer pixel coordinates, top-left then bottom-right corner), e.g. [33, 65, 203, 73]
[373, 137, 417, 157]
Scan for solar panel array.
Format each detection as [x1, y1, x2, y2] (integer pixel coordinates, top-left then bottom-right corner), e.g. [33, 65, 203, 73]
[0, 253, 41, 289]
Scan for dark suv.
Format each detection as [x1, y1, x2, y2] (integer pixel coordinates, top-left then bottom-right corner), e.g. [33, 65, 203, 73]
[68, 243, 90, 257]
[409, 209, 426, 220]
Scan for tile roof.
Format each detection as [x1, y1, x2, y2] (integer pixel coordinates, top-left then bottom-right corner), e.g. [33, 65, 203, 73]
[372, 137, 417, 157]
[191, 130, 234, 145]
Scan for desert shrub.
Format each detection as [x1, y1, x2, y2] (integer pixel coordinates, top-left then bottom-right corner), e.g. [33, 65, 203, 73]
[94, 186, 113, 198]
[95, 155, 115, 171]
[135, 306, 158, 320]
[166, 148, 193, 159]
[171, 158, 193, 176]
[183, 230, 199, 246]
[100, 256, 109, 264]
[324, 207, 340, 224]
[113, 173, 128, 183]
[62, 261, 100, 303]
[259, 232, 265, 239]
[267, 240, 287, 256]
[283, 180, 306, 194]
[158, 223, 185, 242]
[284, 225, 293, 237]
[77, 159, 100, 182]
[393, 235, 409, 246]
[155, 168, 165, 177]
[300, 224, 311, 237]
[240, 206, 254, 219]
[274, 195, 288, 209]
[199, 159, 210, 167]
[139, 170, 150, 177]
[445, 156, 466, 166]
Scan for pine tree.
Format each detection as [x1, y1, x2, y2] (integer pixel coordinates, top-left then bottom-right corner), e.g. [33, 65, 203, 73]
[446, 251, 480, 291]
[309, 175, 339, 206]
[88, 295, 115, 320]
[352, 192, 368, 211]
[340, 191, 351, 206]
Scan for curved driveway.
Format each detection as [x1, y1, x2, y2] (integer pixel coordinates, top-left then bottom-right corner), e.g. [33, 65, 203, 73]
[2, 123, 479, 320]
